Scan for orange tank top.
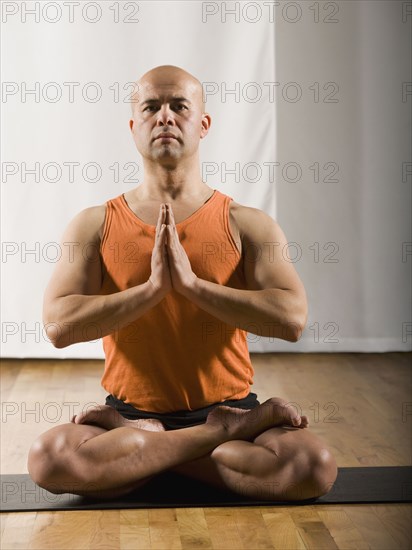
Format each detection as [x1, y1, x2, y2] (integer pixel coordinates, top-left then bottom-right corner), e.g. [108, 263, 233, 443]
[99, 188, 255, 413]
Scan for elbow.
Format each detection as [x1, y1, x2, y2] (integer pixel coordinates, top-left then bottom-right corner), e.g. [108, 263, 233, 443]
[52, 341, 66, 349]
[291, 294, 308, 342]
[52, 336, 69, 349]
[43, 299, 73, 348]
[285, 311, 307, 343]
[294, 311, 308, 342]
[288, 323, 304, 343]
[281, 289, 307, 342]
[43, 308, 70, 349]
[44, 322, 68, 349]
[282, 322, 302, 342]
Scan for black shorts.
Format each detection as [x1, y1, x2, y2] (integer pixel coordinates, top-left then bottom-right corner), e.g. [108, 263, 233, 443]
[105, 392, 261, 431]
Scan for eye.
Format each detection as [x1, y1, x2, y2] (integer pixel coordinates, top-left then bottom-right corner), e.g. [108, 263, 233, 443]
[174, 104, 187, 111]
[143, 105, 157, 112]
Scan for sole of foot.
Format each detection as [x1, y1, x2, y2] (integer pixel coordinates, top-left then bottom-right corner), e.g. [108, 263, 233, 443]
[206, 397, 309, 441]
[71, 405, 166, 432]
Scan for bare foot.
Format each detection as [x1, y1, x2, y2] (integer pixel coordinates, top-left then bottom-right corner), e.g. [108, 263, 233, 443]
[71, 405, 166, 432]
[206, 397, 309, 441]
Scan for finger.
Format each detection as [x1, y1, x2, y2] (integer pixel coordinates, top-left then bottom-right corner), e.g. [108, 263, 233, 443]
[156, 204, 166, 238]
[75, 406, 101, 424]
[166, 206, 177, 238]
[160, 224, 168, 251]
[166, 224, 177, 249]
[73, 413, 84, 424]
[155, 205, 163, 234]
[157, 203, 165, 221]
[167, 203, 175, 226]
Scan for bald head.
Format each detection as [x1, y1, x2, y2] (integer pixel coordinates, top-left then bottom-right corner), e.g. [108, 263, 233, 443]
[131, 65, 206, 117]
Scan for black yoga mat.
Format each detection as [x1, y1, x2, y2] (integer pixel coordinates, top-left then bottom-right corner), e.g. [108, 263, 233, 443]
[1, 467, 411, 512]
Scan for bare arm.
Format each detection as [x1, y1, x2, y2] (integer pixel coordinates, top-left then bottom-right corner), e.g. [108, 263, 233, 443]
[43, 204, 169, 348]
[174, 205, 308, 342]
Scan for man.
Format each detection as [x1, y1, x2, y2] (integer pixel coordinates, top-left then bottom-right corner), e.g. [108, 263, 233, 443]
[28, 65, 338, 501]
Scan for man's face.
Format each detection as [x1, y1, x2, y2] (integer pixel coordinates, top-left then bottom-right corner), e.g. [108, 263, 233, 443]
[129, 74, 210, 166]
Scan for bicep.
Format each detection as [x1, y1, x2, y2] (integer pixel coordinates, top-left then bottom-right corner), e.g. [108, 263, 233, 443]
[43, 207, 105, 311]
[241, 210, 306, 296]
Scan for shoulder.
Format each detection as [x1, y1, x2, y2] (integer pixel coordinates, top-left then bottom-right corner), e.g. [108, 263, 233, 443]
[229, 200, 281, 244]
[64, 203, 107, 242]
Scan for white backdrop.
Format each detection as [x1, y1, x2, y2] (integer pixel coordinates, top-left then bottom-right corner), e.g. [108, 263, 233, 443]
[1, 1, 411, 358]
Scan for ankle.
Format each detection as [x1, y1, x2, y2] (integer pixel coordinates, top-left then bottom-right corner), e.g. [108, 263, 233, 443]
[203, 416, 232, 443]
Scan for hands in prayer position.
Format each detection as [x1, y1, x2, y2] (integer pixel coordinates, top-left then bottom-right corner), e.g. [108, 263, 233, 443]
[149, 203, 197, 297]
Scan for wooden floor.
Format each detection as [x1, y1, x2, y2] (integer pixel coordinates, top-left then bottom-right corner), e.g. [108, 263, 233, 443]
[1, 352, 411, 549]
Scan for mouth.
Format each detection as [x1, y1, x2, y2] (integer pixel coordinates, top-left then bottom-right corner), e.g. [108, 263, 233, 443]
[155, 134, 178, 141]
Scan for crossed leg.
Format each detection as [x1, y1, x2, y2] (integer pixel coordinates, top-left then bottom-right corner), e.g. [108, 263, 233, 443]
[170, 425, 337, 501]
[27, 398, 337, 501]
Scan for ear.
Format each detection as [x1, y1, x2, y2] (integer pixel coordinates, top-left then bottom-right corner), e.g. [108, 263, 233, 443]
[200, 113, 211, 139]
[129, 119, 134, 131]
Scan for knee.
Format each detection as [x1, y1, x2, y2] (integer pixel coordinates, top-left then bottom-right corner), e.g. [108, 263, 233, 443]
[27, 425, 73, 493]
[307, 447, 338, 499]
[278, 446, 337, 501]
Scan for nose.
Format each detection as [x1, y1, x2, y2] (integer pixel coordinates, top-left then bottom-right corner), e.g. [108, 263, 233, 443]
[155, 105, 176, 127]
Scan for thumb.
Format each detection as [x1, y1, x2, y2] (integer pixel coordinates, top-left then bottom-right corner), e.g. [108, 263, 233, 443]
[166, 223, 176, 248]
[159, 223, 168, 249]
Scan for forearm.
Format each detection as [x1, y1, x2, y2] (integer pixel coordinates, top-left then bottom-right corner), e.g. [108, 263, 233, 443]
[44, 281, 161, 348]
[183, 278, 306, 342]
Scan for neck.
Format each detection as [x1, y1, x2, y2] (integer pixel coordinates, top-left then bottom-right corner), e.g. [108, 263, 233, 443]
[137, 158, 209, 201]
